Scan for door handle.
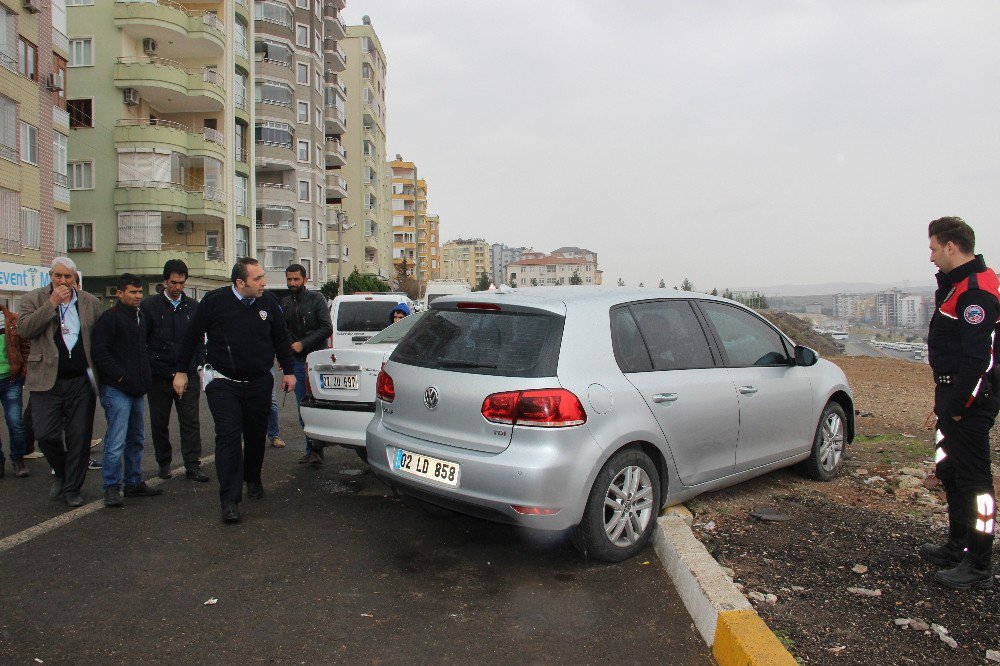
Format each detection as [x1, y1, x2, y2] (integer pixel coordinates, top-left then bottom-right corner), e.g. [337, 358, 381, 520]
[651, 393, 678, 403]
[738, 385, 758, 395]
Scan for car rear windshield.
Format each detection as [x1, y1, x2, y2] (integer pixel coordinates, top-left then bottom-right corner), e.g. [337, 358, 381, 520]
[390, 309, 564, 378]
[365, 311, 426, 345]
[337, 301, 400, 332]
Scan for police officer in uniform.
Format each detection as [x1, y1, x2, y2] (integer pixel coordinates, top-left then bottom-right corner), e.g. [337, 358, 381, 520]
[920, 216, 999, 589]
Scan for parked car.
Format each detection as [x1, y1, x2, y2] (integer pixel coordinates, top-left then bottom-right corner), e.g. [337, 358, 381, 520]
[329, 293, 413, 348]
[367, 288, 853, 561]
[303, 311, 426, 461]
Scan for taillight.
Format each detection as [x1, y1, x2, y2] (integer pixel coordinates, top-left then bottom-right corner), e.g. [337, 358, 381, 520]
[376, 369, 395, 402]
[304, 361, 313, 397]
[481, 389, 586, 428]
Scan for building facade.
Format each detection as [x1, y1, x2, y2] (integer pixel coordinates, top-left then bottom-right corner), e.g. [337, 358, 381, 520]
[834, 293, 863, 320]
[329, 16, 390, 287]
[66, 0, 254, 302]
[899, 294, 924, 329]
[876, 289, 901, 327]
[389, 156, 439, 288]
[254, 0, 341, 290]
[506, 254, 602, 287]
[489, 244, 529, 287]
[0, 0, 69, 307]
[440, 238, 488, 289]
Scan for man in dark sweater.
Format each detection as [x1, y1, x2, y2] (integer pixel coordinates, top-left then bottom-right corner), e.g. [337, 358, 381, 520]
[91, 274, 161, 508]
[141, 260, 209, 483]
[174, 258, 296, 523]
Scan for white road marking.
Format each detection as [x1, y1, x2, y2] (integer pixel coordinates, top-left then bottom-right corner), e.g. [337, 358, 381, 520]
[0, 456, 216, 555]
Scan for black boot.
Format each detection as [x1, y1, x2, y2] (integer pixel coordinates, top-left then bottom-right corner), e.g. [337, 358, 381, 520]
[933, 492, 994, 589]
[919, 540, 965, 567]
[922, 486, 970, 566]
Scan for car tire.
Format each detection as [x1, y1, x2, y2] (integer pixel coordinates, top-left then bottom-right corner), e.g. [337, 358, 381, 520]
[798, 401, 848, 481]
[571, 447, 661, 562]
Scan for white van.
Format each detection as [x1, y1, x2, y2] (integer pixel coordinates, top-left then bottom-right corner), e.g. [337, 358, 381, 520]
[329, 293, 412, 348]
[420, 279, 471, 311]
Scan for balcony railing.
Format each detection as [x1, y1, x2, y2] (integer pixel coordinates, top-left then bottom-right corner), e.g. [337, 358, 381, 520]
[236, 0, 247, 7]
[117, 0, 225, 36]
[116, 56, 225, 89]
[235, 147, 248, 162]
[53, 172, 69, 188]
[235, 93, 248, 111]
[52, 28, 69, 54]
[53, 106, 70, 129]
[117, 117, 190, 132]
[0, 143, 17, 162]
[203, 127, 224, 146]
[116, 179, 226, 204]
[235, 42, 249, 61]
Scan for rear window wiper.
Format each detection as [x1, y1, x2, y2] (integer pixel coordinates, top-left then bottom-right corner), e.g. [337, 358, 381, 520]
[438, 359, 498, 369]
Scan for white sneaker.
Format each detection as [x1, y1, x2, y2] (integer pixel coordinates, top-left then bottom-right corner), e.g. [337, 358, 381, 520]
[23, 451, 44, 459]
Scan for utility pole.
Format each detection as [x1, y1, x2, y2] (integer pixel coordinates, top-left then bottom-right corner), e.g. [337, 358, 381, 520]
[336, 210, 349, 296]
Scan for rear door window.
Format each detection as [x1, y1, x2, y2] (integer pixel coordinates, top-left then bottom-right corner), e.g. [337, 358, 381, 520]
[610, 307, 652, 372]
[336, 301, 400, 332]
[391, 309, 564, 378]
[629, 301, 715, 370]
[698, 301, 791, 367]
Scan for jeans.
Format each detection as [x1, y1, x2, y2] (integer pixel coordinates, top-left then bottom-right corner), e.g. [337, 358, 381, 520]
[267, 368, 280, 439]
[0, 376, 26, 461]
[290, 361, 319, 456]
[99, 385, 145, 490]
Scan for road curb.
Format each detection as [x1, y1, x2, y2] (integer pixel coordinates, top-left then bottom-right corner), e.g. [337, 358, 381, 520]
[653, 510, 797, 666]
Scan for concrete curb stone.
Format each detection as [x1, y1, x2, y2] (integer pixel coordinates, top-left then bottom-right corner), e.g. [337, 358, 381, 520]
[653, 509, 797, 665]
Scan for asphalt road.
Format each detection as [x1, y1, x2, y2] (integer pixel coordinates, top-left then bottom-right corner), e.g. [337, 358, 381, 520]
[0, 391, 711, 665]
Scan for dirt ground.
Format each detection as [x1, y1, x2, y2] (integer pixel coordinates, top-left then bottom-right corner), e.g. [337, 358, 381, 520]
[687, 356, 1000, 665]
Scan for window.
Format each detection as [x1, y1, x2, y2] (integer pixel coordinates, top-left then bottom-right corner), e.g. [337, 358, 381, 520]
[117, 211, 161, 249]
[314, 31, 322, 57]
[257, 39, 292, 67]
[699, 301, 791, 367]
[315, 143, 322, 167]
[316, 220, 323, 243]
[235, 174, 248, 217]
[235, 225, 250, 258]
[297, 139, 309, 162]
[295, 0, 309, 8]
[67, 222, 94, 251]
[54, 56, 67, 100]
[67, 99, 93, 128]
[300, 258, 312, 280]
[296, 24, 309, 48]
[117, 151, 174, 186]
[69, 161, 94, 189]
[53, 133, 68, 183]
[264, 246, 295, 271]
[254, 120, 293, 148]
[297, 101, 309, 123]
[314, 68, 321, 92]
[20, 208, 40, 249]
[19, 122, 37, 165]
[0, 10, 14, 73]
[315, 184, 322, 203]
[0, 187, 20, 252]
[54, 210, 68, 255]
[298, 218, 310, 240]
[314, 107, 322, 129]
[67, 0, 93, 5]
[296, 62, 308, 85]
[0, 94, 15, 161]
[256, 79, 293, 107]
[629, 301, 714, 371]
[17, 37, 37, 81]
[297, 180, 309, 202]
[69, 38, 92, 67]
[254, 1, 293, 29]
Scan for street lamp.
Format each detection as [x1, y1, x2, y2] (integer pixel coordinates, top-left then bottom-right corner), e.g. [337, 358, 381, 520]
[335, 210, 355, 295]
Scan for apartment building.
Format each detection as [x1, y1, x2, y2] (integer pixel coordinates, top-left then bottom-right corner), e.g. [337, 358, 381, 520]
[876, 289, 901, 327]
[0, 0, 69, 307]
[254, 0, 342, 290]
[389, 156, 439, 288]
[66, 0, 254, 301]
[440, 238, 488, 289]
[330, 16, 390, 287]
[899, 294, 924, 329]
[507, 254, 602, 287]
[489, 244, 529, 286]
[834, 293, 863, 320]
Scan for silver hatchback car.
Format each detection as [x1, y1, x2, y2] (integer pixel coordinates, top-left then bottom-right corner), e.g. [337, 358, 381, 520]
[367, 288, 853, 561]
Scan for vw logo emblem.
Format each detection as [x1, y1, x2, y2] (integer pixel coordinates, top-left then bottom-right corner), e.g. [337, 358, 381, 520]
[424, 386, 439, 410]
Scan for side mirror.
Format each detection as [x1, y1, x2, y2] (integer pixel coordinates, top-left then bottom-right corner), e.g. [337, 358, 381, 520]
[794, 345, 818, 367]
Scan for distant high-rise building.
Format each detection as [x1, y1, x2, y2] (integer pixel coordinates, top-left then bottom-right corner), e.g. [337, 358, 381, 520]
[834, 293, 863, 320]
[876, 289, 901, 327]
[489, 244, 529, 286]
[389, 157, 439, 288]
[441, 238, 489, 289]
[899, 294, 924, 328]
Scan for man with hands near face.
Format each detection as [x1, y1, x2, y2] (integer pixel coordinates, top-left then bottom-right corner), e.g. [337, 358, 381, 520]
[173, 258, 295, 523]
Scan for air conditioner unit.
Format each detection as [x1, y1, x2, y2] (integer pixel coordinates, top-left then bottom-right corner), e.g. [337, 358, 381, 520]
[22, 0, 40, 14]
[142, 38, 158, 55]
[46, 72, 64, 92]
[123, 88, 140, 106]
[175, 220, 194, 234]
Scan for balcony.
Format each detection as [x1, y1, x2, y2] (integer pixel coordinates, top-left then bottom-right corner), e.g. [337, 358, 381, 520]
[114, 0, 225, 57]
[326, 1, 346, 12]
[256, 182, 297, 208]
[327, 245, 342, 261]
[325, 42, 346, 72]
[326, 13, 346, 40]
[115, 57, 225, 112]
[52, 106, 70, 132]
[115, 119, 225, 162]
[326, 173, 347, 199]
[325, 138, 346, 166]
[52, 28, 69, 58]
[114, 180, 226, 219]
[324, 105, 346, 134]
[53, 173, 70, 208]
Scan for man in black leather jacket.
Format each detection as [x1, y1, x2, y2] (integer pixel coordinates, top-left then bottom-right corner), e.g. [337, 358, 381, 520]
[281, 264, 332, 467]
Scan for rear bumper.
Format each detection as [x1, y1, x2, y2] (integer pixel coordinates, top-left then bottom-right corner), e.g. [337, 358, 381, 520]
[366, 416, 601, 531]
[302, 399, 374, 449]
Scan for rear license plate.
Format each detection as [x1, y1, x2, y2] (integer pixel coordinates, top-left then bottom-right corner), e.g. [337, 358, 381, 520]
[320, 374, 358, 390]
[394, 449, 460, 487]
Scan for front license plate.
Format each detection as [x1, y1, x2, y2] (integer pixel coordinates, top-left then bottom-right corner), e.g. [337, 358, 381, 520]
[394, 449, 460, 487]
[320, 374, 358, 390]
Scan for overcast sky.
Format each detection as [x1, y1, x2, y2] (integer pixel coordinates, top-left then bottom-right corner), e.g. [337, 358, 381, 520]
[342, 1, 1000, 292]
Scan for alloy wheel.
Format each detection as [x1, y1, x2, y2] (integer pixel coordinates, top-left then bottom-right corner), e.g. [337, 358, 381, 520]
[603, 465, 655, 547]
[819, 411, 845, 472]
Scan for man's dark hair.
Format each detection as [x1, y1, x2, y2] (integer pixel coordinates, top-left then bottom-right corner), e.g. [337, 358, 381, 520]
[231, 257, 260, 284]
[162, 259, 189, 281]
[285, 263, 307, 279]
[117, 273, 142, 291]
[928, 216, 975, 254]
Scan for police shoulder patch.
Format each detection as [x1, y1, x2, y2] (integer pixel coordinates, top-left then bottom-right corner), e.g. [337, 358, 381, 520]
[259, 309, 268, 321]
[964, 304, 985, 324]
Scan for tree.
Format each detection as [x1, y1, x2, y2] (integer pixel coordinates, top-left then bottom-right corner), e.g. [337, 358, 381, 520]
[722, 288, 734, 300]
[393, 258, 420, 300]
[530, 278, 538, 287]
[474, 272, 491, 292]
[658, 279, 666, 288]
[710, 288, 718, 296]
[680, 278, 694, 292]
[638, 282, 644, 288]
[508, 275, 517, 288]
[324, 268, 390, 298]
[617, 277, 625, 287]
[569, 270, 583, 285]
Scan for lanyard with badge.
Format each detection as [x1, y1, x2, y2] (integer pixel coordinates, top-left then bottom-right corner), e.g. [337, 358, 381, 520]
[58, 290, 76, 335]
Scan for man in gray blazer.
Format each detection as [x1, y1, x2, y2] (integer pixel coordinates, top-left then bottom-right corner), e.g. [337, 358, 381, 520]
[18, 257, 101, 507]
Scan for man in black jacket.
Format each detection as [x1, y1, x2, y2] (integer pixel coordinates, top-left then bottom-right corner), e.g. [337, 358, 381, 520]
[173, 258, 296, 524]
[282, 264, 332, 467]
[91, 273, 161, 508]
[141, 260, 208, 482]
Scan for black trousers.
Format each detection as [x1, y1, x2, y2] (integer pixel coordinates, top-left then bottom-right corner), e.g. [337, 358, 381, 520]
[148, 376, 202, 467]
[205, 373, 271, 504]
[31, 376, 96, 495]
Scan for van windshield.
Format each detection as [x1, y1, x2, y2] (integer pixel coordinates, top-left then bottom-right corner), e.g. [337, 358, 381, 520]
[337, 301, 401, 332]
[391, 309, 564, 378]
[365, 311, 426, 345]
